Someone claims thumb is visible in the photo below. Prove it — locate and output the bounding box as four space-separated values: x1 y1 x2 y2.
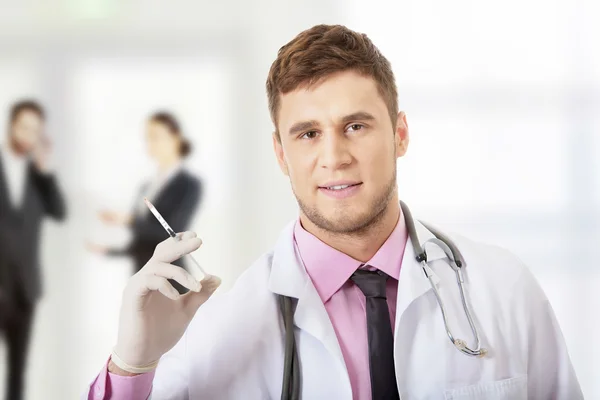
183 275 221 311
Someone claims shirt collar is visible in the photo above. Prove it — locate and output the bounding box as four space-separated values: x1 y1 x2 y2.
293 211 408 303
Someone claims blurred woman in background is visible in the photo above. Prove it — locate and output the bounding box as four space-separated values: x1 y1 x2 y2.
87 111 202 278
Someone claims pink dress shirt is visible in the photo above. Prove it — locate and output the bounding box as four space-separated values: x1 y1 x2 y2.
87 213 407 400
87 357 155 400
293 213 407 400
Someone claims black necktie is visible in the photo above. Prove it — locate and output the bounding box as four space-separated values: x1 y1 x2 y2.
351 269 400 400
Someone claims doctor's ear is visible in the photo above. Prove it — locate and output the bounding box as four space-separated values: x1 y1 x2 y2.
395 111 409 158
272 132 289 176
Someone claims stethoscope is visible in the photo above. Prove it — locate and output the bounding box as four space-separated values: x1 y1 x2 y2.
279 201 488 400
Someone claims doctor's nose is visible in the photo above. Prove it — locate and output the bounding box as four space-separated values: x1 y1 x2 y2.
319 132 352 170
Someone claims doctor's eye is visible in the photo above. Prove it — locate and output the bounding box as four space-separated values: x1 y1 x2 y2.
346 124 364 132
300 131 319 140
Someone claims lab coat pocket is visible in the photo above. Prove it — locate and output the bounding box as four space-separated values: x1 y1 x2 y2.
443 375 527 400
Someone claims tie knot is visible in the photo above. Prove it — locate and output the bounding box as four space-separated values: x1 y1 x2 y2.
351 268 389 299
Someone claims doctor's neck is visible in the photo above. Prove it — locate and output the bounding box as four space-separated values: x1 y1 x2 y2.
299 201 401 263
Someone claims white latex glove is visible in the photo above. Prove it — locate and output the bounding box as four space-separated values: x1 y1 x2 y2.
113 231 221 367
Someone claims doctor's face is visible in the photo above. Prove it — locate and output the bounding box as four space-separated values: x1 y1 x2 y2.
273 70 409 234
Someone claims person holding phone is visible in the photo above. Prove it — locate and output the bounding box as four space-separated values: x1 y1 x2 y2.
87 111 202 282
0 99 66 400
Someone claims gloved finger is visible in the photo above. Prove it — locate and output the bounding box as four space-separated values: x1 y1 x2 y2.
145 262 201 293
138 275 181 300
183 275 222 312
177 231 197 240
152 233 202 263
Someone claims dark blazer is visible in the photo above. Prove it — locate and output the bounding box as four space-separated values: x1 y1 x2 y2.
0 154 66 306
109 169 202 274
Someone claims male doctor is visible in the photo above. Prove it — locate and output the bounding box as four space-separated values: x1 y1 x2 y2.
85 24 582 400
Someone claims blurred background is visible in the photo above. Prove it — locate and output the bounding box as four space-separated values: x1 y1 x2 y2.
0 0 598 398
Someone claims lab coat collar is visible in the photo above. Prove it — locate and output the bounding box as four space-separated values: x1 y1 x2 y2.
268 211 447 299
268 220 308 299
394 218 445 324
268 219 349 383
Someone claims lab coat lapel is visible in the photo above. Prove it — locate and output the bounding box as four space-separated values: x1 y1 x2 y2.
293 278 346 369
395 219 446 323
268 221 348 371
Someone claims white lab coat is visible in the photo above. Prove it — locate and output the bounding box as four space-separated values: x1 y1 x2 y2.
86 218 583 400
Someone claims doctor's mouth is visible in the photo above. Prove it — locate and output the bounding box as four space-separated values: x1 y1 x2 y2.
318 181 363 199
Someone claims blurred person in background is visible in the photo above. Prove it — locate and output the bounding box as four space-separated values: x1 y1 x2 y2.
0 100 66 400
87 111 202 282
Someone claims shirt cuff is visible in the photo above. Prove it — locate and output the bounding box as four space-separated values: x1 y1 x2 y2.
88 357 155 400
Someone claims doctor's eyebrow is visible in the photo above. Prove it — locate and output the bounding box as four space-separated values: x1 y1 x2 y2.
340 111 376 125
288 120 320 136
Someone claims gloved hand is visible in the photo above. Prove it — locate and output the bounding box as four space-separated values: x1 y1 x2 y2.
113 231 221 369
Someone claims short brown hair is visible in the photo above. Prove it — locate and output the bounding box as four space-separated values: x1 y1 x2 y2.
266 24 398 139
10 100 45 123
